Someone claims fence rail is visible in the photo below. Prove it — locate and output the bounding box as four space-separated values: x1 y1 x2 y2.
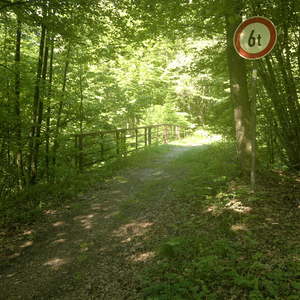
73 124 188 171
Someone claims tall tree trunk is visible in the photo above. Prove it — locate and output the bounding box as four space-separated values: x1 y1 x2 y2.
1 13 12 170
79 67 84 135
14 15 24 188
225 0 252 175
34 30 49 177
28 24 46 184
297 29 300 78
52 44 71 171
45 35 54 182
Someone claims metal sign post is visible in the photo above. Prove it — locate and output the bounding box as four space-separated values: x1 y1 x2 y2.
233 16 277 192
250 66 257 192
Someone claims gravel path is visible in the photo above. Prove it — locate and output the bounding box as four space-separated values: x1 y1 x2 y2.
0 142 200 300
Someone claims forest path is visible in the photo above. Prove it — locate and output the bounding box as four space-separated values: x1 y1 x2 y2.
0 134 217 300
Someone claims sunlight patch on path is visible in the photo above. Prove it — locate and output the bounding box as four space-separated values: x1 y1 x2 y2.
52 221 66 227
51 238 66 245
43 257 69 270
73 213 97 230
130 251 155 262
170 129 222 147
19 241 33 248
231 223 249 232
113 221 154 243
225 199 252 213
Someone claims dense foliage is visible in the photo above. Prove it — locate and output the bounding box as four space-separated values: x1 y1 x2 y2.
0 1 299 218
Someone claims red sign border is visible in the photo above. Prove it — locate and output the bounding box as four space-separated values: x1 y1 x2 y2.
234 16 277 60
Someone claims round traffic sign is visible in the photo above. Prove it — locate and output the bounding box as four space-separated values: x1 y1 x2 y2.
233 16 277 60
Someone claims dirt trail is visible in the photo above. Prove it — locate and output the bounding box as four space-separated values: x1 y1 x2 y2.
0 142 201 300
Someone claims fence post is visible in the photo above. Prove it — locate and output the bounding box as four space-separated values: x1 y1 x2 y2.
173 125 176 140
163 125 168 144
148 127 152 145
78 134 83 172
74 135 78 168
123 129 127 156
116 130 120 155
135 129 138 150
176 126 180 139
144 127 148 147
100 133 104 161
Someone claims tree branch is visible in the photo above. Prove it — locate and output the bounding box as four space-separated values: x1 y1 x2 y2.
0 0 35 11
0 63 17 74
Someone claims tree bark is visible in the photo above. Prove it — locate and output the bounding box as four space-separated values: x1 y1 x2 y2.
45 35 54 182
79 66 84 136
52 44 71 170
33 29 49 178
225 0 252 175
14 15 24 188
28 24 46 184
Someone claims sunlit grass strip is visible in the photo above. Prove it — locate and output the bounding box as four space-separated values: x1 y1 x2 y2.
170 129 223 146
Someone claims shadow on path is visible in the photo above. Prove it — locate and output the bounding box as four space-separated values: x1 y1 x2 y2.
0 140 210 299
2 136 299 299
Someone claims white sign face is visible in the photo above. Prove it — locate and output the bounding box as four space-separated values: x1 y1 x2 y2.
234 17 277 60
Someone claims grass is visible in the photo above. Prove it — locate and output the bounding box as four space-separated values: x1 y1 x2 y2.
0 135 179 228
139 138 300 300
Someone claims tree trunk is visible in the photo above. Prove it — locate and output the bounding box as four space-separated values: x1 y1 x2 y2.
79 67 84 135
28 24 46 184
45 35 54 182
14 16 24 188
225 0 252 175
33 30 49 179
52 44 71 171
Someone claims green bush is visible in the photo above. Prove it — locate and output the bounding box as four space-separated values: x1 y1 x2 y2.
142 104 192 128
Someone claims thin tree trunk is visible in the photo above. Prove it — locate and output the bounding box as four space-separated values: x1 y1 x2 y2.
14 16 24 188
297 29 300 78
33 30 49 179
45 35 54 182
2 13 11 169
28 24 46 184
52 44 71 171
79 67 84 135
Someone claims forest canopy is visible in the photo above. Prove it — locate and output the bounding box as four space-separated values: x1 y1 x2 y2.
0 0 299 204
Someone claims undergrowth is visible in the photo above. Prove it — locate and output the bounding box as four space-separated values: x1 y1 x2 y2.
0 142 172 228
1 132 299 299
140 139 300 300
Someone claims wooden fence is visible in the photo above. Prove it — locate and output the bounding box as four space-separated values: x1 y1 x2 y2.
73 124 188 171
